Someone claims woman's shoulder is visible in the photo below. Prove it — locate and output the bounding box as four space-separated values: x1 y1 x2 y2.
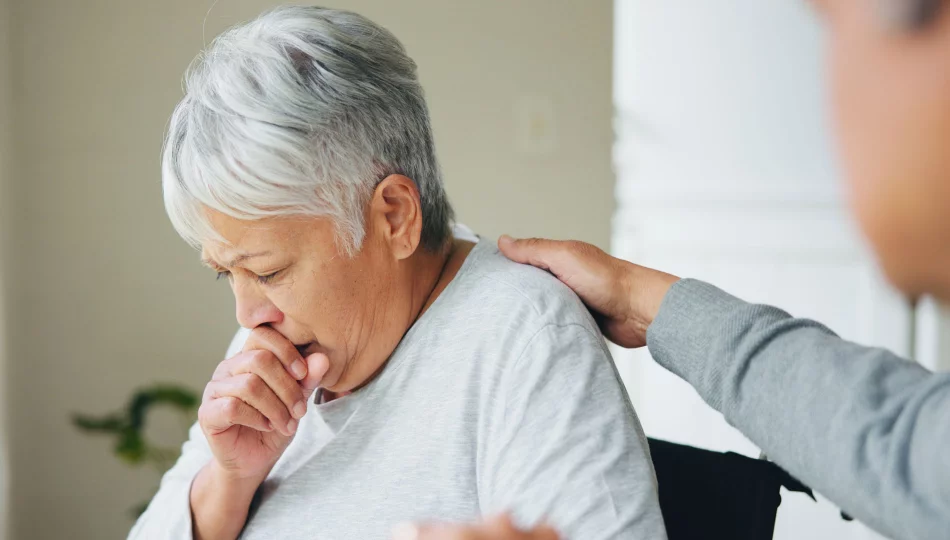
452 239 597 331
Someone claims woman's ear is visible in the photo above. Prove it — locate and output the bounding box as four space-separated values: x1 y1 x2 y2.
369 174 423 260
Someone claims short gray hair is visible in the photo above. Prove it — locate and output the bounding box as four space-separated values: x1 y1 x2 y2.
162 6 454 256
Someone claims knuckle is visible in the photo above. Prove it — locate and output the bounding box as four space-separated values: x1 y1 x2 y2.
246 348 266 364
242 373 265 396
282 379 301 399
248 349 274 371
563 240 583 254
197 402 211 423
575 240 599 256
212 360 231 379
220 397 241 420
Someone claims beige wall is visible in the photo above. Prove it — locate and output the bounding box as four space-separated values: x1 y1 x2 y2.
4 1 612 538
0 0 11 538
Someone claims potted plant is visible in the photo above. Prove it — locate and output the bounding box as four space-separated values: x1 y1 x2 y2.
72 384 199 517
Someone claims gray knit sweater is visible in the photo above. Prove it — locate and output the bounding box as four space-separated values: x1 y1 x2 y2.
647 279 950 540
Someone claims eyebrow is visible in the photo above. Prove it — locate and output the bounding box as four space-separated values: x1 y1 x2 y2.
201 251 272 269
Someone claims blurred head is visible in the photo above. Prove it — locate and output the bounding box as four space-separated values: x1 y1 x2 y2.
817 0 950 299
162 7 454 390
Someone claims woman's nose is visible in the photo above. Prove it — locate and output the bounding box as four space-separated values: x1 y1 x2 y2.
234 282 284 329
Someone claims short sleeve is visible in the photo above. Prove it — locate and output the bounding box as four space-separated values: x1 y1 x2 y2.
482 323 667 540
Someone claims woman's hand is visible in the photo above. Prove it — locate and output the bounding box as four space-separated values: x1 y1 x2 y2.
199 325 329 482
498 236 679 348
190 326 329 540
392 515 559 540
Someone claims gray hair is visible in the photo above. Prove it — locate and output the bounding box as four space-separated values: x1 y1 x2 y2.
162 6 454 256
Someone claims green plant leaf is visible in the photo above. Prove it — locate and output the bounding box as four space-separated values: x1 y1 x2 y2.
115 429 146 464
130 500 150 518
128 385 199 430
72 383 201 520
71 413 128 433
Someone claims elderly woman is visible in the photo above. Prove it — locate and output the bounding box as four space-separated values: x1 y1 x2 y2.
129 6 665 540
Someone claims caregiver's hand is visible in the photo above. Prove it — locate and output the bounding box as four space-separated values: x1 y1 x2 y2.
499 235 679 348
190 326 330 540
393 515 559 540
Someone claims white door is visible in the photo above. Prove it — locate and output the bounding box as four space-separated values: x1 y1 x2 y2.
612 1 909 539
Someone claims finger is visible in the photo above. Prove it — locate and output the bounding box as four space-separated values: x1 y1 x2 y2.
207 375 298 436
407 515 560 540
212 355 239 381
243 325 308 380
394 515 534 540
484 514 517 532
482 514 555 538
230 349 308 421
392 523 472 540
390 522 420 540
300 352 331 400
517 523 559 540
498 236 571 273
199 396 272 435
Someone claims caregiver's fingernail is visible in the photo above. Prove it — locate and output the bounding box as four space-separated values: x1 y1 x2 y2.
391 523 419 540
291 360 307 380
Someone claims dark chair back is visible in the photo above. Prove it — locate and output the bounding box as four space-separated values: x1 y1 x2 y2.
648 438 813 540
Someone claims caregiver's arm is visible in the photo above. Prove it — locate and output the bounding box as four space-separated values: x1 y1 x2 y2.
499 236 950 540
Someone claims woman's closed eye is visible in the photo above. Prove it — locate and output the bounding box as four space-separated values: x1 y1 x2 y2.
214 269 283 284
255 269 282 284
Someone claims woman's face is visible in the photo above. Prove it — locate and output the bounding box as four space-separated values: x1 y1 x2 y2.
821 0 950 298
201 176 428 393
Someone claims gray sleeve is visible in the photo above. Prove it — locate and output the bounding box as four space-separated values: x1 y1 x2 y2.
647 278 950 540
127 420 212 539
484 323 668 540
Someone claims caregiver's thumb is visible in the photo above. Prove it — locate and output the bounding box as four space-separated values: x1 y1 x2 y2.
498 235 569 273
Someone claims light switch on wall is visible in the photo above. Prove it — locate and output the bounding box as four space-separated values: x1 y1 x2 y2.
514 95 557 154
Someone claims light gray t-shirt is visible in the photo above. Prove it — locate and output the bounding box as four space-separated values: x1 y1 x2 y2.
130 239 666 540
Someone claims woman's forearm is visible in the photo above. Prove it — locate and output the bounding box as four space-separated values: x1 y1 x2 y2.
190 462 264 540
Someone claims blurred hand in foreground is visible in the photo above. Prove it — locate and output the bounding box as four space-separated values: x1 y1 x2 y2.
392 515 559 540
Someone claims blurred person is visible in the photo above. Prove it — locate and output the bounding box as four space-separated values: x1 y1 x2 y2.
128 6 667 540
404 0 950 539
